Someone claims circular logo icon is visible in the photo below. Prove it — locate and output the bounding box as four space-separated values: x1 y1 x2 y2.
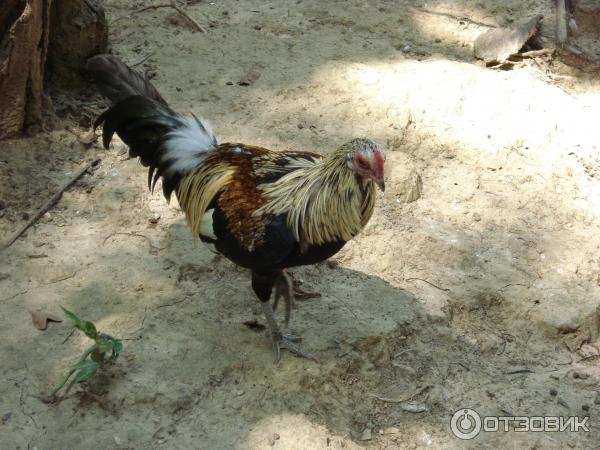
450 408 482 440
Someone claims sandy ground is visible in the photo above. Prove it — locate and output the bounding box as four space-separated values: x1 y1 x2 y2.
2 0 600 448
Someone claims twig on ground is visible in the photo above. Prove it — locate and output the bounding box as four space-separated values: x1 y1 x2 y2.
0 159 101 252
516 48 556 58
410 6 496 29
44 271 78 285
531 59 575 97
156 298 190 308
62 329 76 344
1 289 29 302
124 306 149 340
405 278 450 292
577 354 600 363
130 51 155 67
133 1 207 33
504 368 535 375
19 384 37 428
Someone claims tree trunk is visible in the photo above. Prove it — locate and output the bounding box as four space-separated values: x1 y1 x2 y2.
0 0 107 140
0 0 52 138
47 0 108 90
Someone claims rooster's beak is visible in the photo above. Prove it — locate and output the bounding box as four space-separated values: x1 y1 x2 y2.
376 179 385 192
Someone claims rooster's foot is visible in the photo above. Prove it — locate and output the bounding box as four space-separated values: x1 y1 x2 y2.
270 332 317 363
262 301 317 363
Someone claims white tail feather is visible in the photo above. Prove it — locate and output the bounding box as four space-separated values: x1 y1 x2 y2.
163 114 218 174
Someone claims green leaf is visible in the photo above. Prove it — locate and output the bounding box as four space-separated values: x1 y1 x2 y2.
74 361 99 383
60 306 83 328
109 340 123 362
97 339 114 353
112 340 123 354
80 321 98 340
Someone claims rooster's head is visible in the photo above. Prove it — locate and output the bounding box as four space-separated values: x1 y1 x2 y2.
343 138 386 192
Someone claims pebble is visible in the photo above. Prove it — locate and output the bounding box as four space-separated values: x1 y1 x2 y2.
573 371 590 380
268 433 280 446
594 391 600 405
381 426 399 435
401 403 429 413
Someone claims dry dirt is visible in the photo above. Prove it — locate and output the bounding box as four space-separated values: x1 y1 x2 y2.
2 0 600 449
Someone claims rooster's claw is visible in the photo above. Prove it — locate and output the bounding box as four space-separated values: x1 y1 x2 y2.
270 332 318 363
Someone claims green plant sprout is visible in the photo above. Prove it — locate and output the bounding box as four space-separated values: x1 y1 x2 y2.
49 307 123 398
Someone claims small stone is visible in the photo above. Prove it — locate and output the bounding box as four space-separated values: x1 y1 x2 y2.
402 45 411 52
0 199 7 210
594 391 600 405
573 371 590 380
550 388 558 396
359 428 372 441
226 81 233 85
382 426 399 435
472 212 482 222
268 433 280 446
582 404 590 411
148 213 161 224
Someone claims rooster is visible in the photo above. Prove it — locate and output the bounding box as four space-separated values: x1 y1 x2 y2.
87 55 385 362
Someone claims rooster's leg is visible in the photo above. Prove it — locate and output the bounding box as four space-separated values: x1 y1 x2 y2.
273 271 294 326
252 270 317 362
261 302 317 362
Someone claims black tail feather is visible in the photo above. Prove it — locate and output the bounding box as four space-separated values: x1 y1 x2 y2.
89 55 217 200
86 54 169 107
94 95 183 198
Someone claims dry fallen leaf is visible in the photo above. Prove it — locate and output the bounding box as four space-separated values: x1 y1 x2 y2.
30 310 63 330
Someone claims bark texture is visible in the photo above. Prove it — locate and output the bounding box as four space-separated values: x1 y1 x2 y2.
0 0 107 140
0 0 52 138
